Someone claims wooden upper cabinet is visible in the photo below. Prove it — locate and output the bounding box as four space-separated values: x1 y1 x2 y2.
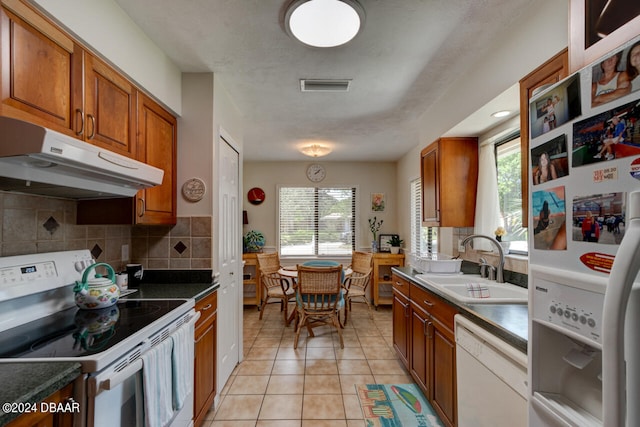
0 0 137 159
519 49 568 228
83 53 137 158
135 92 176 225
0 0 82 135
421 146 439 224
76 94 177 225
421 137 478 227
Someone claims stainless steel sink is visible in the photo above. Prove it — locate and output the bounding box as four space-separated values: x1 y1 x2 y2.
415 274 528 304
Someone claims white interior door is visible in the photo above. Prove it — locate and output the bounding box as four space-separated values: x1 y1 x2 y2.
217 134 240 393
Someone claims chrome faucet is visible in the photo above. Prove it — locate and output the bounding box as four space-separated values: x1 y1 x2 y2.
461 234 505 283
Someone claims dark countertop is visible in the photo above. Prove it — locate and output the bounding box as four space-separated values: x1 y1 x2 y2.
392 266 528 353
0 270 218 425
122 269 219 301
123 281 219 301
0 362 82 425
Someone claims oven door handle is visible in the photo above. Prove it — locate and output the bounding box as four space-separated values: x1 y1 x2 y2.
99 310 200 392
100 358 143 391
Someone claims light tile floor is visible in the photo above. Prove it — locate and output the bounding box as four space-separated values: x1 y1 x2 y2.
202 301 414 427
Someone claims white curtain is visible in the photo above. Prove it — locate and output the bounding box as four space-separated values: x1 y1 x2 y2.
474 141 503 251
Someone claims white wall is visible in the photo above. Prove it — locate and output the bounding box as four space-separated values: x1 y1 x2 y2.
178 74 215 216
30 0 182 114
396 0 569 246
243 162 397 255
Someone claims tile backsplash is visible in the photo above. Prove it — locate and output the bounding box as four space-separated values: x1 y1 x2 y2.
131 216 212 269
0 192 212 270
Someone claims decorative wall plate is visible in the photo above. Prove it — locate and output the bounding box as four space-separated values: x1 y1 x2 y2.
248 187 266 205
182 178 206 202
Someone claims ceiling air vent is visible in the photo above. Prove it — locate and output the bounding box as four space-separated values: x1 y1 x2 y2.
300 79 352 92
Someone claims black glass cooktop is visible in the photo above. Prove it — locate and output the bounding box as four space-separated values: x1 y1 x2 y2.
0 300 187 359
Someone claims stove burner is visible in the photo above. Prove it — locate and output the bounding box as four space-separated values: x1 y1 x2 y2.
118 301 162 318
30 325 78 352
0 299 188 360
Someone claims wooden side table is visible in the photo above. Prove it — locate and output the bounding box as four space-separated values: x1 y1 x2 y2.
242 253 261 308
372 253 405 308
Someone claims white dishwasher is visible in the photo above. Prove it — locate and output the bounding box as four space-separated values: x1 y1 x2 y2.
455 314 528 427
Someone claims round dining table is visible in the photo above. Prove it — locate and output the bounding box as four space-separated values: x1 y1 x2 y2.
278 264 352 326
278 265 353 279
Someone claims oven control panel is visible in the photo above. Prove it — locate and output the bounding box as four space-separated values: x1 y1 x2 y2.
0 250 95 304
0 261 58 285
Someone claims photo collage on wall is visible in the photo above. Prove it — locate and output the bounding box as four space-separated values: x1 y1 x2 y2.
529 34 640 257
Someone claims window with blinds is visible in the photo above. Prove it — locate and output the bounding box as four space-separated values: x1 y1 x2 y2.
279 186 356 256
410 178 437 256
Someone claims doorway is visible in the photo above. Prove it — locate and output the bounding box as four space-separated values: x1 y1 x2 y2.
217 132 241 394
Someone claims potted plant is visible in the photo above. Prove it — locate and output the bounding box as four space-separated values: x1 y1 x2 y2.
368 217 383 252
243 230 265 253
494 226 510 254
387 235 404 254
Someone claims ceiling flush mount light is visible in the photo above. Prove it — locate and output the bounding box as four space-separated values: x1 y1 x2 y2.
300 143 332 157
285 0 365 48
491 110 512 118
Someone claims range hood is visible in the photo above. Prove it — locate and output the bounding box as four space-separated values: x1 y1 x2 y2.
0 117 163 199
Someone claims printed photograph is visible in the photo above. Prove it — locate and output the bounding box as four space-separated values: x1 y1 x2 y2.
591 36 640 107
572 99 640 166
531 134 568 185
532 186 566 250
572 192 626 245
530 73 582 139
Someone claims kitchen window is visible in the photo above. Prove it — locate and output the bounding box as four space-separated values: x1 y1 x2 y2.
410 178 437 255
495 133 528 253
278 186 356 256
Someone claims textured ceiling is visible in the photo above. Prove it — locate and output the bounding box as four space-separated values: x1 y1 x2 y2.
114 0 530 161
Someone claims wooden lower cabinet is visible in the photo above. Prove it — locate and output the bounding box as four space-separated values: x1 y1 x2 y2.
410 303 430 396
392 273 458 427
392 284 410 367
431 317 456 427
194 290 217 427
5 382 75 427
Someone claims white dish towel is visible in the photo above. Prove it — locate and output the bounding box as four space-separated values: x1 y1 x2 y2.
142 337 174 427
171 319 196 410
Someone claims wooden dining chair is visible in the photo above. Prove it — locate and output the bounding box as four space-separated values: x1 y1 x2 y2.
259 271 296 323
342 251 373 325
294 265 345 349
256 252 294 322
256 252 282 275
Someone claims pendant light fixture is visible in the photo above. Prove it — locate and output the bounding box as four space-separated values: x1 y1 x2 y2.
284 0 365 48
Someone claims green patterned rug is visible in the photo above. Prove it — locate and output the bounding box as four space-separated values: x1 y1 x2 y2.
356 384 444 427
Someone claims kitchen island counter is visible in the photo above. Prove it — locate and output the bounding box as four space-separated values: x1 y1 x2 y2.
0 362 81 425
392 266 528 353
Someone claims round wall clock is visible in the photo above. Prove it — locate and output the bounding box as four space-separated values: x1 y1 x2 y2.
182 178 206 202
306 164 326 182
248 187 265 205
